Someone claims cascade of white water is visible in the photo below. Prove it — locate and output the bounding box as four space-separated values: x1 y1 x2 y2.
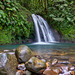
32 14 41 42
32 14 56 43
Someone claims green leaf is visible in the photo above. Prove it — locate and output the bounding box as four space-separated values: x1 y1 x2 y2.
0 10 4 14
12 7 16 11
0 1 3 5
0 5 4 10
67 17 71 21
49 14 55 17
54 0 66 2
0 10 6 18
6 7 16 11
6 0 11 3
53 18 64 21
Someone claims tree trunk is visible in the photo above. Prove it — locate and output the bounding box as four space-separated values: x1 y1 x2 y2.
45 0 47 13
74 1 75 16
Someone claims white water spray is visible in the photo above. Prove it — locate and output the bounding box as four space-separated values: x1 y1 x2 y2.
32 14 56 43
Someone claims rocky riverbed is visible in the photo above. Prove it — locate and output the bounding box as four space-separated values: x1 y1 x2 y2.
0 45 75 75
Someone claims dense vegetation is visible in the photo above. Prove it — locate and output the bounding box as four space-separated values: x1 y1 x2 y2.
0 0 34 44
0 0 75 44
19 0 75 41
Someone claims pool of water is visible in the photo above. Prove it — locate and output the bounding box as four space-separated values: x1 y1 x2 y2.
0 42 75 65
0 42 75 51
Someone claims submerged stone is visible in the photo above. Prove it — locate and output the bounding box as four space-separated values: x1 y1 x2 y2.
52 59 58 66
15 45 33 63
25 57 46 74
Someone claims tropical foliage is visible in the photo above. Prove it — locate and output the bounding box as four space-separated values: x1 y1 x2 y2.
0 0 33 44
47 0 75 40
18 0 75 40
0 0 75 44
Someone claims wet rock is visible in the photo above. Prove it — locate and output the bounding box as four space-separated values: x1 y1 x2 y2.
15 45 33 63
53 68 62 74
12 48 16 51
35 55 42 59
52 59 58 66
61 66 69 73
41 59 46 62
25 57 46 74
58 61 70 64
46 62 51 68
0 68 7 75
0 52 18 75
43 68 58 75
18 63 26 70
16 70 23 75
70 66 75 71
71 71 75 75
4 50 10 52
0 53 7 68
25 70 32 75
63 71 71 75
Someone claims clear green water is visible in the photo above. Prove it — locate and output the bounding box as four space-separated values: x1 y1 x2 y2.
0 42 75 52
0 42 75 65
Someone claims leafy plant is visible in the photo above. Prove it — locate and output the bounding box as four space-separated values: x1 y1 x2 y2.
0 0 34 44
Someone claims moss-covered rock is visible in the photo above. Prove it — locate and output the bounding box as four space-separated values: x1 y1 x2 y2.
15 45 33 63
25 57 46 74
0 52 18 75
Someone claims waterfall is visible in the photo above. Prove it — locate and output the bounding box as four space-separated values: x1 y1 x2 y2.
32 14 56 43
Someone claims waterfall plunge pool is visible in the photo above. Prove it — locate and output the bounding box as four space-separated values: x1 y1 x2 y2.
0 42 75 53
0 42 75 65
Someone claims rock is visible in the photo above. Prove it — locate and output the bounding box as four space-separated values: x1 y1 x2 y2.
63 71 71 75
58 61 70 64
41 59 46 62
12 48 16 51
0 68 7 75
46 62 51 68
16 70 31 75
4 50 10 52
0 52 18 75
25 57 46 74
43 68 58 75
71 71 75 75
15 45 33 63
70 66 75 71
52 59 58 66
25 70 32 75
18 63 26 70
61 66 69 73
16 70 23 75
16 70 22 75
53 68 62 74
0 53 7 68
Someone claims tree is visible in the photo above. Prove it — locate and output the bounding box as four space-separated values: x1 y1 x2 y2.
74 0 75 15
45 0 47 13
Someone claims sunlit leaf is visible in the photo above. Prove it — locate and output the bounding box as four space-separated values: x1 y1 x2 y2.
6 0 10 3
53 18 64 21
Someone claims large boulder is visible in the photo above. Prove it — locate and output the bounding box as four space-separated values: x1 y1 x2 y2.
0 52 18 75
25 57 46 74
15 45 33 63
